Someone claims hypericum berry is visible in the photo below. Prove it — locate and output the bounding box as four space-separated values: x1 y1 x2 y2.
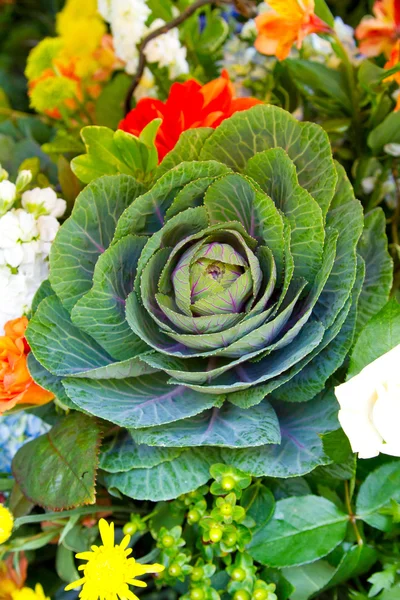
209 527 223 543
221 475 236 491
187 509 201 524
122 522 137 536
168 563 182 577
233 590 251 600
253 589 269 600
220 502 233 516
161 534 175 548
231 567 246 582
190 588 205 600
223 531 237 547
191 567 204 582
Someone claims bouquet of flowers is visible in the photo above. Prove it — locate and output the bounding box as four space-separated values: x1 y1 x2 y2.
1 1 400 599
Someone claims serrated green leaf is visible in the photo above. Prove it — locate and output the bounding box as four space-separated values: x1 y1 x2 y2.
12 413 102 510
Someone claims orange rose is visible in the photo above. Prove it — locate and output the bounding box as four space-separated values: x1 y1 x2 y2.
0 317 54 415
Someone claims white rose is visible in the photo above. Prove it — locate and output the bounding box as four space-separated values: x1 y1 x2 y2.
335 345 400 459
21 187 66 218
0 180 16 216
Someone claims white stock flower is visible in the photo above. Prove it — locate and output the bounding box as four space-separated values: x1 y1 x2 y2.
335 345 400 459
144 19 189 79
106 0 151 75
21 187 66 218
37 215 60 244
0 180 16 216
0 210 38 249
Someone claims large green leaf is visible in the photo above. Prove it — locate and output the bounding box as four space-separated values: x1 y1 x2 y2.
273 254 364 402
50 175 145 312
356 208 393 331
245 148 324 282
99 434 181 473
249 496 348 567
314 165 363 327
70 235 148 361
114 161 230 240
104 448 219 501
26 295 113 376
203 173 285 280
348 298 400 378
221 390 338 477
356 461 400 532
286 59 352 114
62 372 221 428
282 562 335 600
71 124 159 184
368 111 400 152
27 353 76 410
156 128 213 177
320 545 378 592
12 413 102 510
131 400 280 448
199 105 337 215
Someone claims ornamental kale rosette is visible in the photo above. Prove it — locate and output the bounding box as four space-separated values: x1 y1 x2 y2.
25 105 392 501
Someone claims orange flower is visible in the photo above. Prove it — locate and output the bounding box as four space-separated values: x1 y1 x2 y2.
119 70 262 162
0 317 54 415
384 39 400 83
0 554 27 600
356 0 400 58
255 0 332 60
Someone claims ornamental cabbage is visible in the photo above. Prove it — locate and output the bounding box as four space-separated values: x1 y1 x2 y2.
26 105 392 500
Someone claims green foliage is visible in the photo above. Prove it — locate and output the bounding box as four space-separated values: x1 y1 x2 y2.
71 122 160 184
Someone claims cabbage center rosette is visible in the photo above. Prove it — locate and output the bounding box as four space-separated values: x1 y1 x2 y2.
25 105 392 500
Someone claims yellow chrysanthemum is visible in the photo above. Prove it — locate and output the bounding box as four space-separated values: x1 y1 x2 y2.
0 505 13 545
30 76 78 113
65 519 164 600
11 584 49 600
56 0 106 78
25 38 64 82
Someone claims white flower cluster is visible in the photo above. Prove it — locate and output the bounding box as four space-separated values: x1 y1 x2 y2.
97 0 188 82
0 168 66 333
307 18 362 67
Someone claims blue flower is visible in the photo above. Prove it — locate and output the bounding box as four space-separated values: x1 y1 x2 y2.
0 412 50 473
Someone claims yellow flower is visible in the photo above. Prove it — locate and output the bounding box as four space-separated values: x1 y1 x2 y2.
25 38 64 82
65 519 165 600
11 585 49 600
0 505 13 545
30 76 79 114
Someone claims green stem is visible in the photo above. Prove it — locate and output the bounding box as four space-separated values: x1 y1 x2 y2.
331 34 363 156
344 480 363 546
14 504 132 529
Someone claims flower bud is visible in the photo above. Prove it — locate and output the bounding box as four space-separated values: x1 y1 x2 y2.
0 180 16 216
15 169 33 193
